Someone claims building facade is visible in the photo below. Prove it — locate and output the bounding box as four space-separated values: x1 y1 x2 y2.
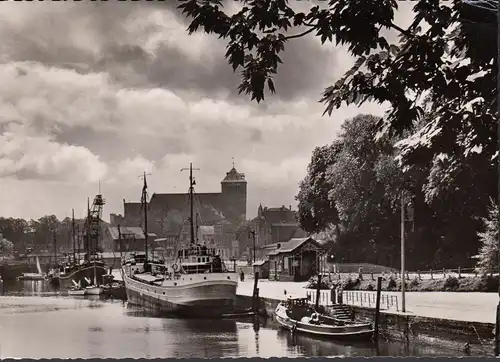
237 204 308 260
111 166 247 239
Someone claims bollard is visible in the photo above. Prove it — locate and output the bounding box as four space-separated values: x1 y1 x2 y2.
252 272 260 313
315 273 321 310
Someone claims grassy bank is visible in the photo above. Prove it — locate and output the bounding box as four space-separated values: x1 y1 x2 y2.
308 274 499 292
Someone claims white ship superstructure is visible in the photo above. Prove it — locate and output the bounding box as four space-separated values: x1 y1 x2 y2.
122 165 238 317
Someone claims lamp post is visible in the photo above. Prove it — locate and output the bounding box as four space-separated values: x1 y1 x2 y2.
248 230 256 263
400 191 406 313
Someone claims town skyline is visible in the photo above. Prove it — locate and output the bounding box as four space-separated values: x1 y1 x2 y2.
0 1 405 221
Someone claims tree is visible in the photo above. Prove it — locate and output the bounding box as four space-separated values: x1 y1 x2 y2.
297 114 406 266
179 0 497 204
475 198 499 274
296 141 343 236
0 234 14 255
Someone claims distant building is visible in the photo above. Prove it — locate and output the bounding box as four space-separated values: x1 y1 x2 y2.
237 204 308 260
115 166 247 239
103 226 157 253
266 237 327 282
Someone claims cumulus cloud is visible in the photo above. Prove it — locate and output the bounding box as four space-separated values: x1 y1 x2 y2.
0 124 107 183
0 1 409 220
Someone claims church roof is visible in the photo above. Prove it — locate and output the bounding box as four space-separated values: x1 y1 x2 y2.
221 167 246 183
149 192 226 225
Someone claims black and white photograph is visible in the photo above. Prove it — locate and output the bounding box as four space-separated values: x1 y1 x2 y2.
0 0 497 359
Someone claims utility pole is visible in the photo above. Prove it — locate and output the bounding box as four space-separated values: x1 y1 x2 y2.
248 230 256 263
401 191 406 313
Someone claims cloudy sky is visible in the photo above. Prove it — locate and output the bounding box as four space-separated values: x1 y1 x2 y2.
0 1 413 222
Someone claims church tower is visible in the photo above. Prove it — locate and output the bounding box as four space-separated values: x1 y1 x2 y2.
220 164 247 224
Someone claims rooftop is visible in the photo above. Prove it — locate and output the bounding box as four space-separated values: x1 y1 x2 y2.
221 167 246 183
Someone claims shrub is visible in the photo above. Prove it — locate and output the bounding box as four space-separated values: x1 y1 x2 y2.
443 275 459 291
410 277 420 288
306 276 334 290
343 277 361 290
387 276 397 290
481 274 498 292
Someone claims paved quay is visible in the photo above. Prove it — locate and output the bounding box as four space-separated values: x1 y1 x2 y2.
236 280 498 324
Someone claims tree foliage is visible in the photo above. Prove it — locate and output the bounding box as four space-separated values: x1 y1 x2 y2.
0 234 14 255
179 0 497 203
298 113 490 269
297 114 404 266
0 215 82 253
475 198 499 274
179 0 497 269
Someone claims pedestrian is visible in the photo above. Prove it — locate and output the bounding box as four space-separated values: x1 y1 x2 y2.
240 269 245 282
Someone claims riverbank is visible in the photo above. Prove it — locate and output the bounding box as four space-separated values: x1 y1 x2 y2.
236 280 496 355
322 274 499 293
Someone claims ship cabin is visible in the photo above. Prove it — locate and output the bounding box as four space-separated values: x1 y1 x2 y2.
177 244 224 274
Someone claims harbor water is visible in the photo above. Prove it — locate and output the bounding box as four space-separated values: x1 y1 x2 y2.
0 280 471 358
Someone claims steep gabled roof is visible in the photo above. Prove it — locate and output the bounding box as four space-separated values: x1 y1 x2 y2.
267 237 323 256
106 226 156 240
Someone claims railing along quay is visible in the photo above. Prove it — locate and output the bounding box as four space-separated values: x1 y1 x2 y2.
305 289 400 311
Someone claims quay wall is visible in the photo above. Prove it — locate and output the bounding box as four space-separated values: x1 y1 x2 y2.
235 294 495 355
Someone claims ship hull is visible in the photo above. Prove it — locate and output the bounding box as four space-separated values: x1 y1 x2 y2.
49 265 108 288
124 272 238 318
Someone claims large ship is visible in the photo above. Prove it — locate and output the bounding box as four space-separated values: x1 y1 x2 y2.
122 165 238 317
48 195 108 288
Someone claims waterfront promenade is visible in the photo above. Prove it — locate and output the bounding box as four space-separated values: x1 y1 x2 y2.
236 280 498 324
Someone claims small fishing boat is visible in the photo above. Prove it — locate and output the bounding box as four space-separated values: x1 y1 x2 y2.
17 272 46 281
68 280 86 296
68 287 86 296
85 285 104 295
17 256 46 281
275 297 374 340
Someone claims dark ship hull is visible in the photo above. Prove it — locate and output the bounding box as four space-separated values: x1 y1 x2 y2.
49 264 109 288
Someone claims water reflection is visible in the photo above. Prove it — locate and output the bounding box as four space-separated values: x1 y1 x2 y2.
0 279 473 358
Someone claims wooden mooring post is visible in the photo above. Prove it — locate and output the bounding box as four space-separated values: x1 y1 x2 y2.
315 273 322 310
252 272 260 313
373 276 382 342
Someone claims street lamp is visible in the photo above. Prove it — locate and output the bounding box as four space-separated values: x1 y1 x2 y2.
248 230 256 264
400 191 406 313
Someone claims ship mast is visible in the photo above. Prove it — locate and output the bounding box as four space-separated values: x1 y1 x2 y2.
189 164 195 244
181 163 200 246
140 172 150 267
72 209 76 263
53 230 57 269
87 197 91 259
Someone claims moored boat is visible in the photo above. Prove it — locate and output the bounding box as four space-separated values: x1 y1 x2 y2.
122 166 238 318
275 297 374 340
17 272 46 281
68 287 86 296
49 197 108 288
85 285 104 295
68 280 86 296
